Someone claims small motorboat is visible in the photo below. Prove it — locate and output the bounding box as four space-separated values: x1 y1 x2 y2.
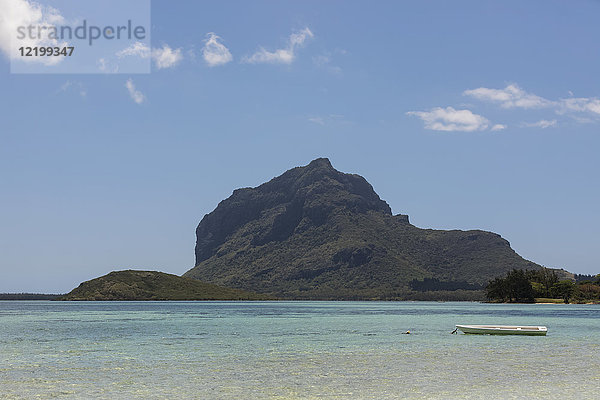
455 324 547 336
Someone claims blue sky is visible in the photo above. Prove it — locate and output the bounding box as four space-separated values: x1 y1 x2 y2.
1 0 599 292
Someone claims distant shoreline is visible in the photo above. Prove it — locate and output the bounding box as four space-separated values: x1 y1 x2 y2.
1 296 598 304
0 293 62 300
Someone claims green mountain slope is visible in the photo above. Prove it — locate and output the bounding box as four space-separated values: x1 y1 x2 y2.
59 270 272 300
184 158 541 300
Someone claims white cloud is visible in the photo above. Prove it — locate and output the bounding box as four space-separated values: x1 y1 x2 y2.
0 0 67 65
117 42 182 69
464 84 600 124
125 78 145 104
289 28 313 47
407 107 491 132
464 84 553 109
491 124 507 131
559 97 600 116
243 27 314 64
202 32 232 67
152 44 182 69
116 41 150 58
523 119 557 128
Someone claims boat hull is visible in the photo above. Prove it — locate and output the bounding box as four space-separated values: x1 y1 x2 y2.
456 325 547 336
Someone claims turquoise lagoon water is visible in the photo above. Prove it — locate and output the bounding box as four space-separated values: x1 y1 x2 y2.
1 301 599 399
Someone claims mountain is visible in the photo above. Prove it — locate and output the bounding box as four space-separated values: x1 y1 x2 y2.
59 270 272 301
183 158 541 300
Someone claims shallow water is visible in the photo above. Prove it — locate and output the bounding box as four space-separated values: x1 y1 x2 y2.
0 301 598 399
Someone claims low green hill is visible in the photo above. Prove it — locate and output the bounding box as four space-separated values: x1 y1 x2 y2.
59 270 272 301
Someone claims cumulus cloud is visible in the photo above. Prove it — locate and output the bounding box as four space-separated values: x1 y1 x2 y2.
412 85 599 133
464 84 600 124
125 78 145 104
117 42 182 69
407 107 491 132
523 119 557 129
559 97 600 116
152 44 182 69
0 0 67 65
243 27 313 64
202 32 232 67
464 84 553 109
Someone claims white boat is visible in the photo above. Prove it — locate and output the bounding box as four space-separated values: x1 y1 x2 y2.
455 324 547 336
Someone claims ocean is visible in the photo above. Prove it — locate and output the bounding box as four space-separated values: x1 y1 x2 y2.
1 301 599 399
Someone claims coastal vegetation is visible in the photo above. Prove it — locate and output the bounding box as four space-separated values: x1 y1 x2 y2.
486 268 600 304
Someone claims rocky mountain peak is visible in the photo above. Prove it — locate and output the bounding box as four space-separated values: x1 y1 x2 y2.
194 158 391 265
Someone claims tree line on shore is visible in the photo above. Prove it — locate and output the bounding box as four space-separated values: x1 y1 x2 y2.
486 268 600 303
0 293 61 300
